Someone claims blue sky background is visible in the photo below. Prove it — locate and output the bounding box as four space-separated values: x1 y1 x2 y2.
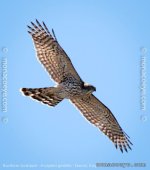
0 0 150 169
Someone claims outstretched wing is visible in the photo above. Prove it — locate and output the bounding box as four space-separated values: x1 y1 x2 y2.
70 94 133 153
27 20 82 84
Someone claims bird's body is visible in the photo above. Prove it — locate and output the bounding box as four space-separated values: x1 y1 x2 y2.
59 74 85 98
21 20 132 153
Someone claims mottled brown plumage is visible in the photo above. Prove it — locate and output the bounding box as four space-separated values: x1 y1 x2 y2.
21 20 132 153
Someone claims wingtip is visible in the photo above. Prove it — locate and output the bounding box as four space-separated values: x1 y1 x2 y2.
36 19 40 25
115 142 131 153
129 140 133 146
123 145 128 152
31 21 34 25
36 19 41 26
27 31 32 34
27 25 33 31
52 28 57 40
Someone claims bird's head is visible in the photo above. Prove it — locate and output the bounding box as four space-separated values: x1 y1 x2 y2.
83 82 96 94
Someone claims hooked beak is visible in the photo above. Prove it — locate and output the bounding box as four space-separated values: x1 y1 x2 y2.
93 86 96 92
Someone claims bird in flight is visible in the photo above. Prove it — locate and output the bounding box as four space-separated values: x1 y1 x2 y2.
21 20 132 153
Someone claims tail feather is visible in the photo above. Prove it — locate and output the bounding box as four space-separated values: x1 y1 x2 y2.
21 87 63 107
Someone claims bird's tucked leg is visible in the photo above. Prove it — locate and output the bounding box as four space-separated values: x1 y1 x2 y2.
21 87 63 107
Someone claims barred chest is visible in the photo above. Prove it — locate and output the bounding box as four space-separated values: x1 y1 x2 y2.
60 75 83 98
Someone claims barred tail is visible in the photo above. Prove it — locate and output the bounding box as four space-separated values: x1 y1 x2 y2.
20 87 63 107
